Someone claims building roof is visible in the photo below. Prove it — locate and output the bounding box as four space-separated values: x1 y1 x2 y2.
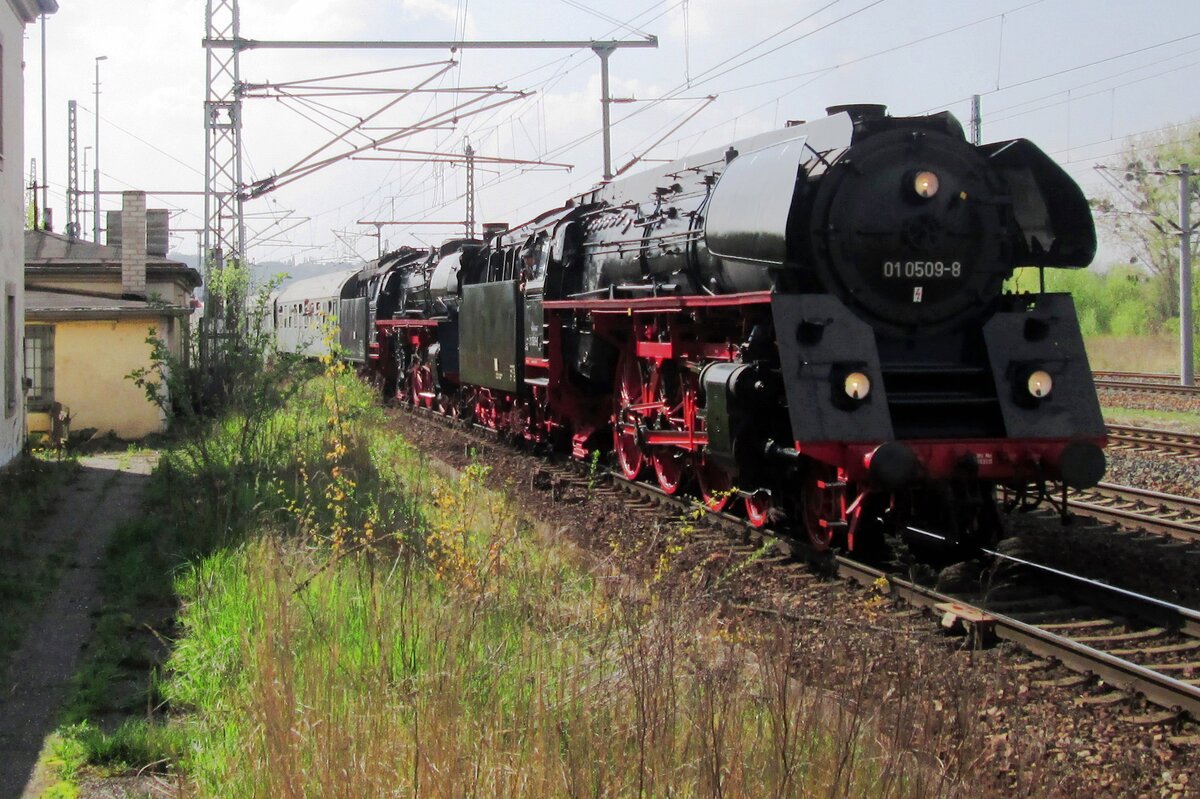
276 267 360 304
25 288 192 321
25 229 202 289
8 0 57 24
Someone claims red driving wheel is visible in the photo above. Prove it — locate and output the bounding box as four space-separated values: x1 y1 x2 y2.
803 468 842 551
613 351 646 480
697 458 734 512
744 492 772 528
652 448 686 495
410 363 435 408
649 362 688 495
474 389 499 429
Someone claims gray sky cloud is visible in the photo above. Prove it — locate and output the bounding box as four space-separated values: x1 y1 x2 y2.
22 0 1200 266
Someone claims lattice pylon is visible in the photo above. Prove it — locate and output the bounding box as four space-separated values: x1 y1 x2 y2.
204 0 245 274
464 141 476 239
66 100 79 239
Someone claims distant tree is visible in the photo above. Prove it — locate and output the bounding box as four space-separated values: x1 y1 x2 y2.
1092 121 1200 320
1007 264 1159 337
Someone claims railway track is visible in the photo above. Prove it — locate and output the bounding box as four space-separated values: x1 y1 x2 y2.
1107 424 1200 458
1095 376 1200 399
1094 370 1181 383
842 549 1200 724
1061 424 1200 542
597 466 1200 725
1065 482 1200 544
403 404 1200 727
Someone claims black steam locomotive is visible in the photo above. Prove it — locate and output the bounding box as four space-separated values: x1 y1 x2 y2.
291 104 1106 554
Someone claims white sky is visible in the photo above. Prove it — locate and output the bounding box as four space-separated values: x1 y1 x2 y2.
20 0 1200 267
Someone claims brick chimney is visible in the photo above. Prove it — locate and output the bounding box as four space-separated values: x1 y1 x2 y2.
120 191 147 299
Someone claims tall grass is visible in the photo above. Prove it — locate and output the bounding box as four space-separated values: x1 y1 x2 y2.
167 534 964 797
1085 332 1181 373
146 362 975 797
53 331 999 794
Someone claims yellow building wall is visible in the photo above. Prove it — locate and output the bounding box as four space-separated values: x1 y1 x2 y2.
26 318 168 440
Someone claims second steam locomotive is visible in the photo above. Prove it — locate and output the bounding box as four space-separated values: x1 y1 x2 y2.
274 104 1107 554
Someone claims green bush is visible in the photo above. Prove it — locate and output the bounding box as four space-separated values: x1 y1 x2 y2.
56 720 186 773
1007 265 1165 336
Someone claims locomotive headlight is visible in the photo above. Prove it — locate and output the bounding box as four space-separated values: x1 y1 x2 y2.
913 170 940 199
844 372 872 400
1026 370 1053 398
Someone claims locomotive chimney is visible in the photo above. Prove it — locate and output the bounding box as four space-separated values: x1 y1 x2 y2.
119 191 148 299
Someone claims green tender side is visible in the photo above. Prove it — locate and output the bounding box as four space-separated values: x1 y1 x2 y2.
460 280 523 393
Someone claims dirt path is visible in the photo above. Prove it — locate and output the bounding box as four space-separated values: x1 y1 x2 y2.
0 453 155 799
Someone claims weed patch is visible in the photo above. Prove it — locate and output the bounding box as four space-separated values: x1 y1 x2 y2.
0 453 80 674
154 381 961 796
52 343 974 795
1103 406 1200 433
0 451 79 557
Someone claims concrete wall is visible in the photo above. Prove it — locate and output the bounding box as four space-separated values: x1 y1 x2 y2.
0 2 26 467
26 318 170 440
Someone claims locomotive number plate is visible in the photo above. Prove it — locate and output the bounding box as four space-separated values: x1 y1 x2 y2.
882 260 963 279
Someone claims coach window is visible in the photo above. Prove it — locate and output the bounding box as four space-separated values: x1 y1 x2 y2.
504 248 518 282
529 237 549 280
488 250 503 282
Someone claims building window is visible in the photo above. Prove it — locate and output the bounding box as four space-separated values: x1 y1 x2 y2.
4 286 15 417
24 325 54 412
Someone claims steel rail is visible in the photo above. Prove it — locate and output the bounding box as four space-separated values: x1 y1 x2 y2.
1065 498 1200 542
1094 370 1181 383
400 404 1200 719
1064 482 1200 543
604 463 1200 719
975 539 1200 638
836 556 1200 720
1087 482 1200 515
1095 378 1200 397
1107 424 1200 457
617 468 1200 718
